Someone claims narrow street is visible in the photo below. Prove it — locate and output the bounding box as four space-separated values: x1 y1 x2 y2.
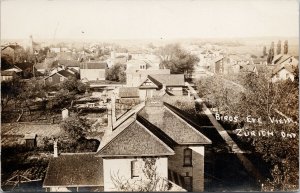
186 82 264 184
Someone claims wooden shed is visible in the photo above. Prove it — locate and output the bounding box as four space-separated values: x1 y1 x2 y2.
24 134 37 149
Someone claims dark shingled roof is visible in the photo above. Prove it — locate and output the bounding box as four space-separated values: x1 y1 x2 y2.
240 64 257 73
57 70 76 78
272 63 296 75
54 60 80 67
97 117 174 157
80 62 107 69
272 54 291 65
15 62 34 71
149 74 185 86
139 76 162 89
119 87 139 98
43 153 103 187
138 102 211 145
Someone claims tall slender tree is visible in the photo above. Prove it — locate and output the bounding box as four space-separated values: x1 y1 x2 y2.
263 46 267 57
276 40 281 55
267 42 275 64
284 40 288 54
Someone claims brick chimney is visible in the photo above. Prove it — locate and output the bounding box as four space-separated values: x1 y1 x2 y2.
107 103 113 131
144 98 164 126
107 95 117 131
53 139 58 158
111 95 117 124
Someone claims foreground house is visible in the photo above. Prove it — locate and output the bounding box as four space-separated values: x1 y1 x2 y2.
43 98 211 192
99 99 211 191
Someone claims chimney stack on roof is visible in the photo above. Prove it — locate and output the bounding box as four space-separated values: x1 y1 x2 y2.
107 95 117 132
111 95 117 124
53 139 58 158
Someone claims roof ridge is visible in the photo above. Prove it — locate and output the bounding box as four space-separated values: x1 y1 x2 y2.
135 120 175 155
136 114 177 148
96 115 136 154
97 117 175 157
163 102 212 144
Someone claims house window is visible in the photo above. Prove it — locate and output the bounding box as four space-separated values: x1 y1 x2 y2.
183 148 192 167
131 160 140 178
183 176 193 192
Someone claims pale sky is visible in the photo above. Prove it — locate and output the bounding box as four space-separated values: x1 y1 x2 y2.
1 0 299 40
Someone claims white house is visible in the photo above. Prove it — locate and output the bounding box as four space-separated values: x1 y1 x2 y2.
271 63 297 82
80 62 107 81
43 97 212 192
96 98 211 192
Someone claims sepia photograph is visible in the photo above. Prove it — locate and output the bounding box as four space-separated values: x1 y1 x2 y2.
1 0 299 192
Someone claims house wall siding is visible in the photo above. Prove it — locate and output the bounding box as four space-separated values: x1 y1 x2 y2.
139 89 157 101
168 146 205 192
272 68 294 82
1 75 14 82
103 157 168 191
45 74 64 85
80 69 106 80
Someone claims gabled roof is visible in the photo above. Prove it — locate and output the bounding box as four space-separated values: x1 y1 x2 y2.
57 70 76 78
80 62 107 69
272 54 294 65
53 60 80 67
96 115 174 157
96 100 211 157
138 102 211 145
139 76 162 89
214 56 224 63
240 64 257 73
43 153 103 187
148 74 185 86
15 62 34 71
45 70 76 79
272 63 296 75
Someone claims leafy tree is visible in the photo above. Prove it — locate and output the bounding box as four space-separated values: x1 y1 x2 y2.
157 44 199 77
283 40 288 54
106 63 126 82
60 115 91 141
276 40 281 55
196 68 299 191
61 76 89 94
263 46 267 57
50 88 76 110
1 77 23 110
267 42 275 64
